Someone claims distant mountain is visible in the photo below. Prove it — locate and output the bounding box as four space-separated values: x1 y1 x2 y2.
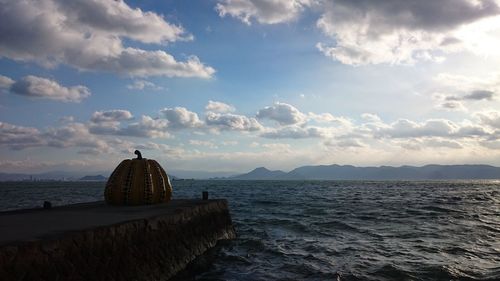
0 173 31 181
0 171 111 181
79 175 107 181
231 167 288 180
227 164 500 180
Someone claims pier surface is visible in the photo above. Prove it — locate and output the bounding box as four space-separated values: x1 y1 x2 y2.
0 199 236 281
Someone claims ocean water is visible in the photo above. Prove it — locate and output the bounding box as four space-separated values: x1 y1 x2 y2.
0 180 499 281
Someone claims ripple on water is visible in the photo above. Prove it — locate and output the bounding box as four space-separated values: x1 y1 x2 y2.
1 180 500 281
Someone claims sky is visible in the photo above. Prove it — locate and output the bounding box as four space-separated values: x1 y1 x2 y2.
1 0 500 175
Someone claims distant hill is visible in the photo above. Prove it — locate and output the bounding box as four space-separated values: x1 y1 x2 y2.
227 164 500 180
231 167 288 180
0 171 111 181
79 175 107 181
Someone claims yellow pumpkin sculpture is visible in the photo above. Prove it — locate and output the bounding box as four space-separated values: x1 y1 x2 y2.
105 150 172 205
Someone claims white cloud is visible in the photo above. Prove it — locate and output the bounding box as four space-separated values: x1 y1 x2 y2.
256 102 307 125
160 107 203 129
127 80 163 91
435 72 500 91
88 111 170 139
361 113 382 123
399 138 464 150
118 115 170 138
315 0 499 65
260 125 331 139
189 140 218 149
0 75 14 89
214 0 500 65
205 100 235 113
206 112 263 131
222 140 238 146
59 0 191 44
215 0 312 25
261 143 291 151
91 50 215 78
0 0 214 78
374 119 458 138
308 112 353 128
59 116 75 123
324 139 364 148
9 75 90 102
89 110 134 135
476 111 500 129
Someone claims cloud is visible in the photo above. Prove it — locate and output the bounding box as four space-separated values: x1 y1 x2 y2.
463 90 495 100
324 139 364 148
59 116 75 123
89 109 134 135
261 143 291 152
433 73 499 110
90 50 215 78
0 75 14 89
116 115 170 138
91 110 133 123
257 102 307 125
439 101 467 112
45 123 110 151
399 138 464 150
127 80 163 91
0 0 214 78
189 140 218 149
361 113 383 123
435 72 500 99
315 0 500 65
205 112 263 131
0 122 44 150
476 111 500 129
205 100 235 113
57 0 191 44
215 0 312 25
214 1 500 65
308 112 353 128
443 90 495 103
160 107 203 129
260 125 330 139
88 110 170 139
374 119 458 138
8 75 90 102
0 120 124 152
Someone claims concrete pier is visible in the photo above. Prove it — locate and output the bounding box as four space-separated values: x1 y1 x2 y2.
0 199 236 281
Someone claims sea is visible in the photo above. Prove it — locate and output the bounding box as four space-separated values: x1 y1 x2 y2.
0 180 499 281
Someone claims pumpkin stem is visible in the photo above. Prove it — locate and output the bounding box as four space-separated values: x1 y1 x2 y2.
134 150 143 160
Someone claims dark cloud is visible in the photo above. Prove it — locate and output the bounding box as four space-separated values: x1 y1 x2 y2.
329 0 500 34
444 90 494 103
464 90 494 100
